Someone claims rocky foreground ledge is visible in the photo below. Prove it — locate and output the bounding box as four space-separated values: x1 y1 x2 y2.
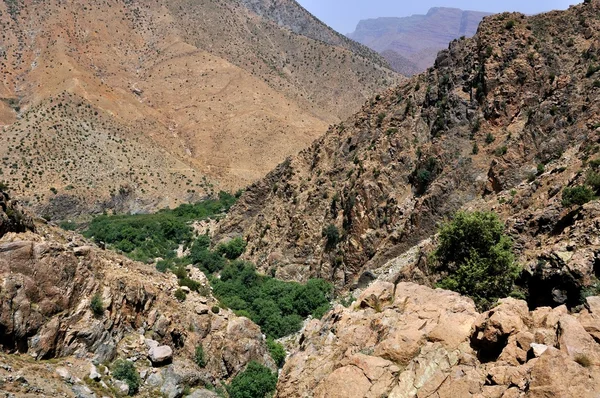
278 281 600 398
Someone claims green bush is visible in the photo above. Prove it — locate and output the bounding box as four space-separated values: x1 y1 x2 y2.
211 262 332 339
537 163 545 175
211 305 220 314
267 339 286 368
562 186 594 207
83 192 238 263
90 293 104 316
586 170 600 192
322 224 341 250
174 289 187 301
192 249 227 273
111 359 140 395
227 361 277 398
59 221 77 231
195 345 206 368
216 237 247 260
432 211 520 309
155 260 169 273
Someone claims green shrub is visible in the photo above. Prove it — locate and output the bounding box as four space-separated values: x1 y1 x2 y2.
227 361 277 398
90 293 104 316
267 339 286 368
485 132 495 144
83 192 238 263
537 163 545 175
59 221 77 231
505 20 516 30
211 305 220 314
195 345 206 367
586 65 600 78
586 170 600 192
174 289 187 301
211 262 332 339
192 249 227 273
322 224 341 250
216 237 246 260
432 211 520 309
179 277 201 292
562 186 594 207
494 146 508 156
111 359 140 395
472 142 479 155
155 260 169 273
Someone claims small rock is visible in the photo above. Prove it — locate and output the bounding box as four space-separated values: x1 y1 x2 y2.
186 389 220 398
71 384 96 398
145 339 160 350
530 343 549 357
56 367 72 381
73 246 92 256
195 304 209 315
148 345 173 366
161 379 183 398
113 380 130 395
180 286 191 294
89 364 101 381
145 371 164 387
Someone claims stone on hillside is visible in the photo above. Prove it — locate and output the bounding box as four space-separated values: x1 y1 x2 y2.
89 363 101 381
149 345 173 366
195 304 209 315
113 380 130 395
530 343 549 357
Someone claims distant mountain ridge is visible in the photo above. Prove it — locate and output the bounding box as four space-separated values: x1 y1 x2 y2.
349 7 492 75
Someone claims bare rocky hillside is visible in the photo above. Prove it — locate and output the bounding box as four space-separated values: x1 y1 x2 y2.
217 1 600 309
349 7 492 75
0 0 398 219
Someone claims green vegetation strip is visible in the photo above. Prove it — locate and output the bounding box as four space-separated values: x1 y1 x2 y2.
83 191 332 389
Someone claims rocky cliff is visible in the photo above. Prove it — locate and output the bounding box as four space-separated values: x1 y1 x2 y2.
277 281 600 397
349 7 492 75
216 1 600 309
0 190 273 397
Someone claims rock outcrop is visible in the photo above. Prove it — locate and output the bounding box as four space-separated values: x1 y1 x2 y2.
0 190 273 396
277 281 600 397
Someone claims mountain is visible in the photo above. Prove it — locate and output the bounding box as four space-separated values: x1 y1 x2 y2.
216 1 600 310
0 0 399 220
348 7 492 76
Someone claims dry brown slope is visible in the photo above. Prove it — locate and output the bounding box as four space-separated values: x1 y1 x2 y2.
216 1 600 306
0 0 399 219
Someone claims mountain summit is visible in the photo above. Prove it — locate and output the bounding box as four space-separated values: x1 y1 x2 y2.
349 7 492 75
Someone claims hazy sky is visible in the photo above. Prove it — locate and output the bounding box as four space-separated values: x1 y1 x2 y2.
297 0 577 34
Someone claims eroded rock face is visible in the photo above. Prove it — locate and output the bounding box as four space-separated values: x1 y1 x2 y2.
277 281 600 398
0 190 34 239
0 203 274 395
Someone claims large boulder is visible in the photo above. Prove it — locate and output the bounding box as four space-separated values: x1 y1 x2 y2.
149 345 174 366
